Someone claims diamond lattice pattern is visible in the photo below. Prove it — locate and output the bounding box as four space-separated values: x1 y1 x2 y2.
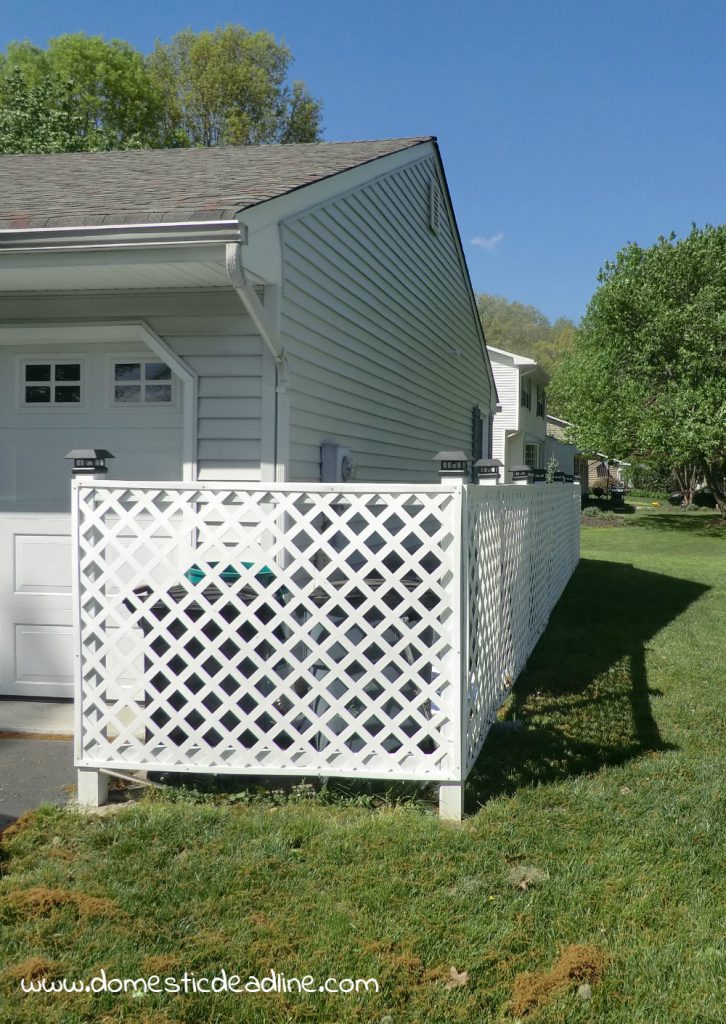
75 483 461 780
464 485 581 770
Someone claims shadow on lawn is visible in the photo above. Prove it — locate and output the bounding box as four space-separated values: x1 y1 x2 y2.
466 557 710 807
631 512 726 536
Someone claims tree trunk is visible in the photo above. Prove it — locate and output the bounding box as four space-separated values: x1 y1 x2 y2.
702 461 726 518
673 461 699 506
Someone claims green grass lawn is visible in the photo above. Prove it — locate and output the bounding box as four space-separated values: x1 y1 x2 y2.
1 511 724 1023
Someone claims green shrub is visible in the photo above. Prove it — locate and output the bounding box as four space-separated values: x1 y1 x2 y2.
581 506 618 520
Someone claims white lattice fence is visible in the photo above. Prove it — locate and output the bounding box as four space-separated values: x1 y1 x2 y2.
464 483 581 771
73 479 580 793
73 482 463 780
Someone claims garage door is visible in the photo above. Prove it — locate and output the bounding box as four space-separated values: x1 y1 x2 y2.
0 342 184 698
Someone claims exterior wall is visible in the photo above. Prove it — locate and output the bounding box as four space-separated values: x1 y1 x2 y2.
279 154 493 482
0 290 272 483
545 435 576 475
491 363 517 467
490 361 547 477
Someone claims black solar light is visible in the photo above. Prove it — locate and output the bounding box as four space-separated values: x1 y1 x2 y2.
553 470 565 482
473 458 502 484
433 451 470 479
510 465 533 484
531 468 547 483
65 449 114 475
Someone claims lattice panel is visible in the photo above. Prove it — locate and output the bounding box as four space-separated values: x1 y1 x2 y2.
464 484 580 770
74 482 462 781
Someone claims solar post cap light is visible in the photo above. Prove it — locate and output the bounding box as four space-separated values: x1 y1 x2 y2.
510 465 534 485
473 458 502 485
432 451 470 480
64 449 115 475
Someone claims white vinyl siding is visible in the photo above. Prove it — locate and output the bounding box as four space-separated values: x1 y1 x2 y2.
280 155 492 482
0 292 270 482
490 363 518 464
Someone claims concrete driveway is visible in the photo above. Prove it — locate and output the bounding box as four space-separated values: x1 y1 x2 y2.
0 736 75 832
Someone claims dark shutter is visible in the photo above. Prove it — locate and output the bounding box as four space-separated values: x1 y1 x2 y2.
471 405 483 482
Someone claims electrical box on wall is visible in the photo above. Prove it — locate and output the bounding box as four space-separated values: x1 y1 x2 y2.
320 443 353 482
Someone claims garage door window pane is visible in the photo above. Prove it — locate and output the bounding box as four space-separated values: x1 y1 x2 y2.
115 363 141 381
145 385 172 403
144 362 171 381
55 385 81 403
115 385 142 403
25 385 51 403
26 365 51 382
55 364 81 382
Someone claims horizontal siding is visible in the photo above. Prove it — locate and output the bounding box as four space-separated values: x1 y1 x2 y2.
491 364 518 429
491 363 518 470
0 291 267 482
280 155 493 482
545 436 575 475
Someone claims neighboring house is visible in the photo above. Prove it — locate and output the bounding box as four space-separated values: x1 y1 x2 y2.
545 414 588 493
487 346 549 479
587 456 630 491
0 137 496 704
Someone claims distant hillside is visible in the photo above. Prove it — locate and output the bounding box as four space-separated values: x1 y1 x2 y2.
476 293 577 381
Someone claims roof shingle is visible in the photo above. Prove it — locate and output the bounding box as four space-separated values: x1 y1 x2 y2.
0 138 431 229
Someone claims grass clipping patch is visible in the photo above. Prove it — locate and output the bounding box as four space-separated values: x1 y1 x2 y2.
5 886 120 919
2 957 63 984
511 944 606 1017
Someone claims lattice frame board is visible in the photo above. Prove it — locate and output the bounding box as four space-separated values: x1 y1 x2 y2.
73 481 464 781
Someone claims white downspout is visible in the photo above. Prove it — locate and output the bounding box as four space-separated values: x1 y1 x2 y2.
225 241 289 482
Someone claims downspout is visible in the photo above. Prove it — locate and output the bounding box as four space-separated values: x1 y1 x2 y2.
225 241 289 482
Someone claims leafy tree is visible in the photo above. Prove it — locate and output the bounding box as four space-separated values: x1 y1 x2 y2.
0 36 164 150
148 26 322 147
0 67 85 153
0 27 322 153
477 293 576 381
550 227 726 516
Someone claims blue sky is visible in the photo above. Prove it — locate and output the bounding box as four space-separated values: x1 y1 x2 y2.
3 0 725 322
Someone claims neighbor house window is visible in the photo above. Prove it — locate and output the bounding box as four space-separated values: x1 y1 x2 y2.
524 442 543 469
521 377 531 410
114 361 172 404
536 385 545 418
23 362 81 404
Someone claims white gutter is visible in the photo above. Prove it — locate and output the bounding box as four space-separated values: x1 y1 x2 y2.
225 240 288 482
224 241 283 362
0 220 243 253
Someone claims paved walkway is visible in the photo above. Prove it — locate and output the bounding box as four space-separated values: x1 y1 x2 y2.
0 736 75 832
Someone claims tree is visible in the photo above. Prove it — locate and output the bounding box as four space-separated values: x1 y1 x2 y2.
0 36 164 150
550 226 726 516
0 27 323 153
147 26 322 147
477 293 576 381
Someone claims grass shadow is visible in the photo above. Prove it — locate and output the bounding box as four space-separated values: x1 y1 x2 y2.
467 557 709 806
631 512 725 536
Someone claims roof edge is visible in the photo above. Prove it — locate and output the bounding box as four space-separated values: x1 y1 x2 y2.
0 220 243 253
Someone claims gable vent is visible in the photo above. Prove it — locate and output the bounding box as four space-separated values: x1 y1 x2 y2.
429 179 441 235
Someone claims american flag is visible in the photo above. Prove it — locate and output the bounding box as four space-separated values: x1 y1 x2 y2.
596 461 609 478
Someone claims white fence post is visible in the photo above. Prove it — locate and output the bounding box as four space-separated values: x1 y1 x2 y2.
71 469 110 808
439 479 468 821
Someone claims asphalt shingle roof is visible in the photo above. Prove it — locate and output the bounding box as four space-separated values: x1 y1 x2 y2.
0 138 432 230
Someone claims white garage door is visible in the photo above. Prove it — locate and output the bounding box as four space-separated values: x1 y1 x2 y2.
0 342 184 698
